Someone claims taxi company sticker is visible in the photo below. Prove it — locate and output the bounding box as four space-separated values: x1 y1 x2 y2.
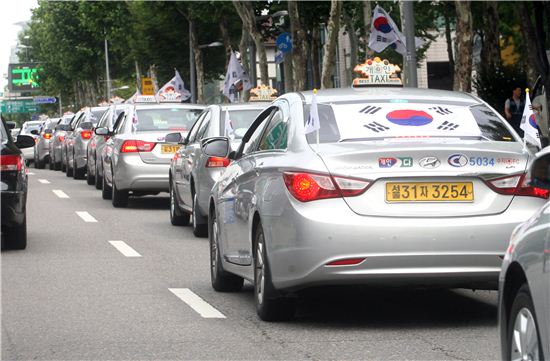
448 154 468 167
398 157 413 167
448 154 498 167
379 157 412 168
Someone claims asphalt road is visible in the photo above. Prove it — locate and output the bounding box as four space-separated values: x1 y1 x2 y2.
2 168 501 360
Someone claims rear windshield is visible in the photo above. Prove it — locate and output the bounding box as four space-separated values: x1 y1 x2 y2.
305 101 515 144
91 111 105 124
221 109 262 139
135 108 202 132
21 123 41 134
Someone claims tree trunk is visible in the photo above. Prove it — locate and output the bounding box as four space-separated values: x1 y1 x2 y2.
219 13 232 68
343 8 358 83
321 0 342 89
481 2 500 68
311 25 321 89
443 2 455 82
284 52 294 93
233 0 269 85
288 0 307 91
189 19 204 104
238 26 250 101
453 1 473 92
362 0 373 55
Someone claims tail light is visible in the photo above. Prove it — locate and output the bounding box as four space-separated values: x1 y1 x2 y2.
206 156 230 168
57 135 65 142
0 154 24 172
172 152 180 161
81 130 93 140
486 173 549 199
43 133 52 140
120 140 156 153
282 172 371 202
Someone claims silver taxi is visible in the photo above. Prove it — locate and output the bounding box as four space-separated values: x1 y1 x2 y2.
33 117 60 169
50 113 74 170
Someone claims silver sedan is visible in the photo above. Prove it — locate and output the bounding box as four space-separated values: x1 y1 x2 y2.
33 117 60 169
49 113 74 171
99 103 204 207
499 150 550 361
168 103 267 236
206 87 549 321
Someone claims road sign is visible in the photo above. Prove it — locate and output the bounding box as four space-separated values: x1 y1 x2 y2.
8 63 43 92
0 99 39 113
142 77 155 95
275 50 284 65
33 96 57 104
276 33 292 53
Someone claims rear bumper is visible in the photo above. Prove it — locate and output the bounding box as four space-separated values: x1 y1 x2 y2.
114 154 169 192
1 191 26 227
73 140 90 169
257 194 545 291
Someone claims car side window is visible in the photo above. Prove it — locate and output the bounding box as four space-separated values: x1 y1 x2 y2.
97 108 111 128
258 109 287 151
243 110 274 155
114 111 127 133
186 111 207 144
196 111 212 140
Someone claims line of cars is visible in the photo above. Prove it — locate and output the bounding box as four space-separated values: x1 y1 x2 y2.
16 86 549 358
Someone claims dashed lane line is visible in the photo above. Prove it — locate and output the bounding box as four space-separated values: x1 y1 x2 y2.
76 211 98 223
38 179 51 184
52 189 69 198
108 241 142 257
169 288 226 319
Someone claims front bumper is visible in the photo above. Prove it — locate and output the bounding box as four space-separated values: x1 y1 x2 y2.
260 195 544 291
113 153 169 192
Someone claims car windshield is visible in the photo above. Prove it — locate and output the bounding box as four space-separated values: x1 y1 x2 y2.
221 109 262 139
135 108 202 132
305 101 515 144
21 123 42 135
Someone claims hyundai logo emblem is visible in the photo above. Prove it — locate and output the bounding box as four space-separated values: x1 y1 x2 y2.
419 156 441 169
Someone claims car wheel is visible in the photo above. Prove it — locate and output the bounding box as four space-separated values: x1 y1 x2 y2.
170 183 190 226
73 156 85 180
102 169 112 200
65 154 73 177
112 177 129 208
253 223 295 322
95 162 102 190
209 207 243 292
49 156 54 170
507 283 543 361
35 154 45 169
192 193 208 237
86 161 95 185
4 215 27 250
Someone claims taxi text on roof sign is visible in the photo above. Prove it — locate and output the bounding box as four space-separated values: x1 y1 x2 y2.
352 57 402 87
249 84 278 102
133 91 183 104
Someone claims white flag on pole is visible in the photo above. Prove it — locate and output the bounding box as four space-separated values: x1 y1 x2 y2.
131 106 139 133
520 89 542 148
223 51 253 103
157 70 191 101
368 5 424 55
305 89 320 135
224 108 235 140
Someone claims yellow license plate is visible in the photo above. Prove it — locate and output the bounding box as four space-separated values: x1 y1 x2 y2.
161 144 180 154
386 182 474 202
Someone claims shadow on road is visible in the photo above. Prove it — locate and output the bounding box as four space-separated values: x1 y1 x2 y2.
126 196 170 210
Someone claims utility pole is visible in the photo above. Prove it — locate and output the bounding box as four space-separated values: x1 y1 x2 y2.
402 1 417 87
58 94 62 117
134 60 141 92
189 20 196 103
104 32 112 100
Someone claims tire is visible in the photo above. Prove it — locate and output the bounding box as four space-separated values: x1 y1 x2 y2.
170 182 190 226
95 162 102 190
54 160 61 171
49 156 54 170
65 154 73 177
86 167 95 185
112 178 129 208
61 151 66 172
253 223 295 321
192 193 208 237
102 170 112 200
506 283 543 361
73 156 85 180
209 207 243 291
35 155 45 169
4 215 27 250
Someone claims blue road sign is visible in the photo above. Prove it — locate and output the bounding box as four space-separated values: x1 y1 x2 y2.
33 96 57 104
276 33 292 53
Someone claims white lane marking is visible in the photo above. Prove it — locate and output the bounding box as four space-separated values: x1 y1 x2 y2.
108 241 142 258
76 211 98 223
169 288 226 319
52 189 69 198
38 179 50 184
27 172 35 175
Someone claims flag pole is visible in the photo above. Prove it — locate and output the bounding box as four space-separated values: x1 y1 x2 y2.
314 88 320 149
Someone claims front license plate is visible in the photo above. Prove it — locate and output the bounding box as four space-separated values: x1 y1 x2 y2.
161 144 180 154
386 182 474 202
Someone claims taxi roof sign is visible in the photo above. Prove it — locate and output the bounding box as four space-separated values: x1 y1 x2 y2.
134 95 158 103
249 84 278 102
352 57 402 87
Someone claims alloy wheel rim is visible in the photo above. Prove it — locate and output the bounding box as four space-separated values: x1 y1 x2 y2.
170 187 175 217
511 307 540 361
193 195 197 227
255 233 265 305
211 217 218 277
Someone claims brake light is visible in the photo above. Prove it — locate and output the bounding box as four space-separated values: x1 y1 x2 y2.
57 135 65 142
282 172 371 202
120 140 156 153
0 154 24 172
206 156 230 168
81 130 93 140
172 152 180 161
486 173 549 199
43 133 52 140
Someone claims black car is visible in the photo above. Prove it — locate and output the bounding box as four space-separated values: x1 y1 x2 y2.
1 117 36 249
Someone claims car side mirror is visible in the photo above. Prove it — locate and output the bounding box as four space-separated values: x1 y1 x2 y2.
95 127 110 136
80 121 94 130
30 129 39 135
201 137 229 157
6 121 16 130
165 132 183 144
529 153 550 190
15 134 36 149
